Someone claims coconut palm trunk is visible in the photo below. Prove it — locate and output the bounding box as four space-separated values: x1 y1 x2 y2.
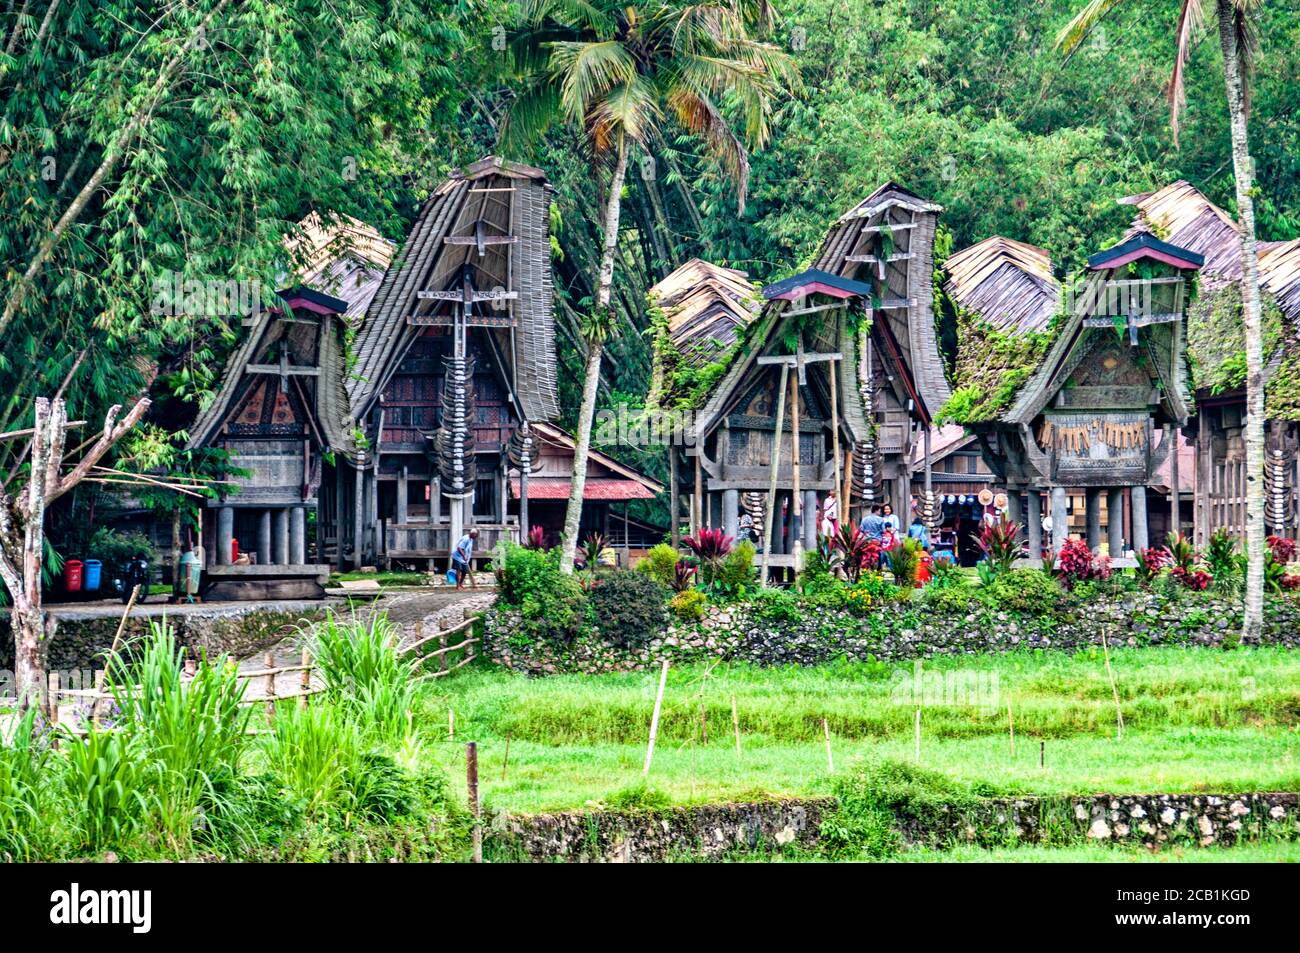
560 143 629 573
1216 0 1265 640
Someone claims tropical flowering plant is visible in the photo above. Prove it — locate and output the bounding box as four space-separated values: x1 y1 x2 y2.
1170 566 1213 591
683 527 733 585
976 515 1024 576
1135 545 1172 583
830 525 882 584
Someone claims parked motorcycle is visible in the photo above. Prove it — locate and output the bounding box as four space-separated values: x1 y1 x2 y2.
115 554 151 604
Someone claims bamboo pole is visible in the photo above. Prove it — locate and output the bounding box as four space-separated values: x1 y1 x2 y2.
643 658 670 775
299 647 311 710
449 707 455 741
1100 626 1125 740
822 717 834 774
731 693 741 757
699 703 708 746
789 371 803 572
263 650 276 726
502 732 511 782
760 363 790 586
93 585 139 725
1007 700 1015 757
914 707 921 763
467 742 482 863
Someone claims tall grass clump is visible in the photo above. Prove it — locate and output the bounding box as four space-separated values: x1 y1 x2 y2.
305 611 413 744
0 709 50 860
103 622 251 851
63 727 154 854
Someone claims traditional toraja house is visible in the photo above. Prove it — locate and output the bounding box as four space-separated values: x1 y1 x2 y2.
186 282 358 599
338 157 560 570
1119 181 1300 544
673 184 950 573
646 259 759 408
943 229 1204 560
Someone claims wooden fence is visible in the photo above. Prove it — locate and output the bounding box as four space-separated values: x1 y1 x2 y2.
397 608 480 678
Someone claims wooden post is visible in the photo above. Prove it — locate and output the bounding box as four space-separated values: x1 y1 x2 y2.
643 658 670 775
1168 425 1181 536
264 650 276 725
47 671 59 727
822 717 834 774
843 447 855 526
467 742 482 863
299 647 311 709
731 693 741 757
789 371 803 572
830 363 841 523
440 619 449 674
502 732 511 782
923 424 933 529
913 707 921 763
1040 739 1045 768
699 703 708 746
760 363 790 586
448 707 455 741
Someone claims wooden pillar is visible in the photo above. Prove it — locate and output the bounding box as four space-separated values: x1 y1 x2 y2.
789 371 803 571
334 465 346 571
273 508 290 565
1167 425 1181 537
217 506 234 565
803 489 819 550
760 363 790 585
396 466 408 525
1026 489 1043 560
432 477 442 525
1085 488 1102 552
723 488 739 543
1051 486 1068 555
1106 487 1124 556
830 362 842 514
448 489 463 564
352 461 365 570
693 453 703 536
669 449 680 549
290 506 306 564
1131 484 1149 552
1194 414 1207 545
258 510 272 566
922 426 933 524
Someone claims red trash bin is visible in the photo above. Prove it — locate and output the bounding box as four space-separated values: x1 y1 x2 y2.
231 538 239 563
65 559 84 592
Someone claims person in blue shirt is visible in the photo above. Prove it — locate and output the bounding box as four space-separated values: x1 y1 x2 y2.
859 505 885 541
452 528 479 590
907 515 929 549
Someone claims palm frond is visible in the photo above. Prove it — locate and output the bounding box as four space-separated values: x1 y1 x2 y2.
1055 0 1128 57
588 75 661 148
500 81 564 152
549 39 638 122
1168 0 1207 146
522 0 615 34
666 87 751 213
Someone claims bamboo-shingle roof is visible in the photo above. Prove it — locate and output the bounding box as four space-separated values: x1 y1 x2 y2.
649 258 757 368
350 156 559 425
1120 180 1242 278
286 212 393 321
943 237 1060 333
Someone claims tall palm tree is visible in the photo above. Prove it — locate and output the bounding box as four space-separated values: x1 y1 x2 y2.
1058 0 1267 640
505 0 798 573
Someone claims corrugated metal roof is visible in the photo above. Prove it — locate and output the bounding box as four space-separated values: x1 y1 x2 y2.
509 478 657 501
943 236 1060 333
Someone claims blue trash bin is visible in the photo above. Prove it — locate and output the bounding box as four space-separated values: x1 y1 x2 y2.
83 559 103 591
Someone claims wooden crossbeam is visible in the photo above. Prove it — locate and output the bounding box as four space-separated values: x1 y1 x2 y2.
407 313 516 328
758 346 842 385
417 290 518 302
443 235 517 246
244 364 320 376
844 252 913 264
861 222 917 234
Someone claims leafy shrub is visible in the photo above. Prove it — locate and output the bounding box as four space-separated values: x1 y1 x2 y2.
713 541 756 597
579 532 608 569
1205 529 1240 582
917 579 974 614
86 527 157 571
306 612 413 744
887 536 921 587
748 586 804 624
1268 535 1297 564
821 759 981 859
672 559 698 591
1170 566 1213 591
498 544 587 645
669 588 706 622
589 570 669 648
637 543 680 588
1166 531 1197 573
926 558 963 590
980 568 1062 614
604 782 672 812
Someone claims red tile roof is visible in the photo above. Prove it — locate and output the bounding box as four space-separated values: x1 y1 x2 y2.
509 478 658 501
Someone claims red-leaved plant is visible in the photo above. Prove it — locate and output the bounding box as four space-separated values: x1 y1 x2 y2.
975 515 1024 575
1170 566 1213 591
1135 546 1172 584
525 525 547 550
683 527 733 585
831 525 883 584
1054 538 1110 587
1268 535 1297 565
